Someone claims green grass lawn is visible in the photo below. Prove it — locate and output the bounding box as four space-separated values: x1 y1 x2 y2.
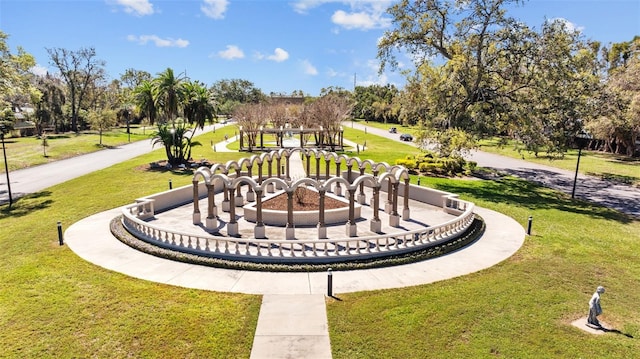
478 138 640 186
1 128 152 172
327 175 640 358
1 126 639 357
0 130 258 358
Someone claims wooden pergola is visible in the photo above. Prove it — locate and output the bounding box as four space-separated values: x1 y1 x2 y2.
238 126 344 152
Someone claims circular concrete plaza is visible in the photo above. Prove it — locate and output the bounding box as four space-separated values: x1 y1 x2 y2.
152 186 457 241
66 204 525 295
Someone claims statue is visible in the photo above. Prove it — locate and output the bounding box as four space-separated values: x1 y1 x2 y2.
587 286 605 327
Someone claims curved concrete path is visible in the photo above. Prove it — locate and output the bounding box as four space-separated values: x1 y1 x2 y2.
62 132 525 358
63 132 526 358
65 205 524 359
0 123 222 204
348 122 640 218
64 206 524 295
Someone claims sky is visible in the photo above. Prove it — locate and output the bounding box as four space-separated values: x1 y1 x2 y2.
1 0 639 97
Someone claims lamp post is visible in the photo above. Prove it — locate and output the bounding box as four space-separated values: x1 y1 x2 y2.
571 130 592 199
125 107 131 142
0 125 12 208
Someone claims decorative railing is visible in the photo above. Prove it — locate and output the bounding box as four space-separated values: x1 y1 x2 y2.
121 192 475 264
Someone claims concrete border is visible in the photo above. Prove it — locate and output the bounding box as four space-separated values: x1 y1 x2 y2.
64 205 525 295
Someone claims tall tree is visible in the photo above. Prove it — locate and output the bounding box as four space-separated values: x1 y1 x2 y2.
352 84 399 123
514 19 602 155
153 68 184 123
46 46 105 132
181 80 216 129
34 74 66 133
379 0 605 156
120 68 152 89
589 39 640 156
210 78 266 115
133 80 157 125
378 0 527 131
0 31 37 115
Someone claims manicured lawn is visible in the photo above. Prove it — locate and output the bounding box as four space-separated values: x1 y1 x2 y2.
1 125 638 357
478 138 640 186
328 176 640 358
0 128 151 172
0 130 258 358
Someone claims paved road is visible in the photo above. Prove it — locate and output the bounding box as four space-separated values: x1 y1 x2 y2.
349 122 640 218
0 124 221 205
3 121 639 218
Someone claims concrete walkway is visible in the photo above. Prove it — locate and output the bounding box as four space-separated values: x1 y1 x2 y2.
6 123 534 358
250 294 332 359
65 206 523 295
65 201 523 358
0 123 222 204
348 122 640 218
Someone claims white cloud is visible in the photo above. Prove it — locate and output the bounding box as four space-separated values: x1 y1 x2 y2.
301 60 318 75
267 48 289 62
127 35 189 48
292 0 392 30
358 73 389 87
547 17 584 33
291 0 326 14
218 45 245 60
365 59 380 73
112 0 154 16
332 10 376 30
30 64 49 76
201 0 228 19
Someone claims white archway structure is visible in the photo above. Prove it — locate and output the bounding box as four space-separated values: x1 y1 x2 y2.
191 148 410 239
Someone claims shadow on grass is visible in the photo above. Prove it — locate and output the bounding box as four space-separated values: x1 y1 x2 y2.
94 144 118 149
139 159 215 177
601 327 634 338
45 134 71 140
433 176 632 224
0 190 53 219
592 172 639 186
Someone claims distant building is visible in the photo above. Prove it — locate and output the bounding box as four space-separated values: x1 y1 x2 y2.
14 105 36 136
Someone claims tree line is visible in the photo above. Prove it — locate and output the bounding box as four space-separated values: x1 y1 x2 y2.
375 0 639 157
1 0 638 160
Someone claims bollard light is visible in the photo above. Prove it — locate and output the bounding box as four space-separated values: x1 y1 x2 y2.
169 179 173 190
327 268 333 297
527 216 533 235
417 177 421 186
57 221 64 246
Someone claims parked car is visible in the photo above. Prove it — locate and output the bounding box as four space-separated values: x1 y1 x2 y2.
399 133 413 141
389 127 397 133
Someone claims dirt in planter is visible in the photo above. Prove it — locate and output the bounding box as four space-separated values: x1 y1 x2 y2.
261 187 348 211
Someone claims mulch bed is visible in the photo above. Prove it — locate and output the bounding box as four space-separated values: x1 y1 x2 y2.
261 187 347 211
136 159 212 173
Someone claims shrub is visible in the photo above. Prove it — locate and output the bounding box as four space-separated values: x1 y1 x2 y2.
418 162 441 174
395 158 417 170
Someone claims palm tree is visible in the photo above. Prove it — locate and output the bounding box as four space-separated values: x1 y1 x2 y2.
182 81 216 129
151 121 201 166
133 80 157 125
154 68 183 123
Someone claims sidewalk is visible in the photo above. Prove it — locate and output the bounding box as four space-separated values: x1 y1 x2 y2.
65 199 524 358
0 123 222 204
63 141 525 358
348 122 640 218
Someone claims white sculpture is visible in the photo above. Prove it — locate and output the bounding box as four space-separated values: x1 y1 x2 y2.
587 286 605 327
